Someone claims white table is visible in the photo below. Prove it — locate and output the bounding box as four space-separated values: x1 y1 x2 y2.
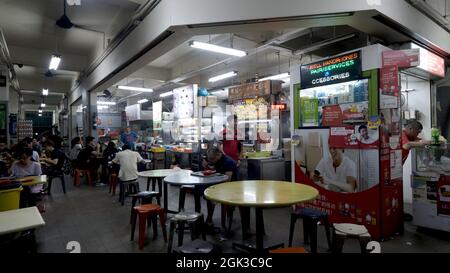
163 171 229 213
0 207 45 236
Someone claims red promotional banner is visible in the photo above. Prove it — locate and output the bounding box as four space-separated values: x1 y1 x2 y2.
382 49 420 68
437 176 450 216
295 164 382 240
380 65 399 97
322 105 343 126
329 126 358 148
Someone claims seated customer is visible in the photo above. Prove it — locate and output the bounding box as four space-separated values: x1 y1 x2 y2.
10 148 42 207
203 147 238 226
20 137 40 162
103 141 119 179
69 137 83 162
41 140 66 177
112 144 146 182
76 136 101 184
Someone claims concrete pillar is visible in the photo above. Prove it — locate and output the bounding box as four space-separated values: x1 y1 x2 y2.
0 70 10 144
81 89 98 138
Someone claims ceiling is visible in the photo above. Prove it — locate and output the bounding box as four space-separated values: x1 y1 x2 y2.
0 0 142 106
102 25 374 106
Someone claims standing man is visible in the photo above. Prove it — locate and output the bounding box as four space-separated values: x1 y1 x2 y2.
401 120 428 164
220 115 242 166
121 127 139 151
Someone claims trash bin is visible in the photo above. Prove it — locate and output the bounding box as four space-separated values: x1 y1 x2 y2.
0 187 23 212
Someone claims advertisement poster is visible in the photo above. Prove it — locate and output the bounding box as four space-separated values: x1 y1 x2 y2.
382 49 420 68
322 105 343 126
380 65 399 109
437 176 450 217
356 124 379 149
153 101 162 131
173 85 196 119
301 98 319 126
340 102 368 124
329 126 358 148
390 150 402 180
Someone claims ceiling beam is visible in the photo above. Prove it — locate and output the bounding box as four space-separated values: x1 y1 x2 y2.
127 65 171 82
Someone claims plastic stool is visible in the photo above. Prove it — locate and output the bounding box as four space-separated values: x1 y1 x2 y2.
109 173 118 195
129 191 161 223
173 239 214 254
118 179 140 206
269 247 308 253
332 223 372 253
73 169 92 187
288 208 331 253
47 175 66 195
130 204 167 250
167 211 206 253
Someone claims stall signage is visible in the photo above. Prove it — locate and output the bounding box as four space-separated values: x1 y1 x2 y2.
300 51 362 89
412 44 446 78
382 49 420 68
271 103 287 111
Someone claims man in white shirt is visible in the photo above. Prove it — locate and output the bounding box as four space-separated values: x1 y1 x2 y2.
312 147 358 193
112 144 145 181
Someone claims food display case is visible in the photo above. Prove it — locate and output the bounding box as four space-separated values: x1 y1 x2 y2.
411 144 450 232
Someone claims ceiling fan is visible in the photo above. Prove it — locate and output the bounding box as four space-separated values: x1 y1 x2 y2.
43 69 74 78
97 90 113 99
55 0 97 32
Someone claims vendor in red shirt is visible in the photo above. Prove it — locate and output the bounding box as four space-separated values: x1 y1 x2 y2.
220 114 242 166
402 120 428 164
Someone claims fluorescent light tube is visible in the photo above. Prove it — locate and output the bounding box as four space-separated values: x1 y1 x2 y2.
189 41 247 57
258 73 290 81
40 103 46 107
42 89 49 96
208 71 238 83
97 101 116 105
117 86 153 92
137 99 149 104
160 91 173 98
97 105 108 110
49 55 61 70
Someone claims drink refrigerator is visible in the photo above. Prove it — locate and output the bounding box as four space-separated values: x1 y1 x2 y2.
411 145 450 232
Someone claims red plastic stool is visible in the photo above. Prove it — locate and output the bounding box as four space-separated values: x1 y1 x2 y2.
74 169 93 187
269 247 308 254
109 173 118 195
130 204 167 250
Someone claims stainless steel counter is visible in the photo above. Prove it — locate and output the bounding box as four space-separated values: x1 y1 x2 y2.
246 157 287 181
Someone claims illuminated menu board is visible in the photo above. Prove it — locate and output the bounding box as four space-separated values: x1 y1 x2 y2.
300 51 362 89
